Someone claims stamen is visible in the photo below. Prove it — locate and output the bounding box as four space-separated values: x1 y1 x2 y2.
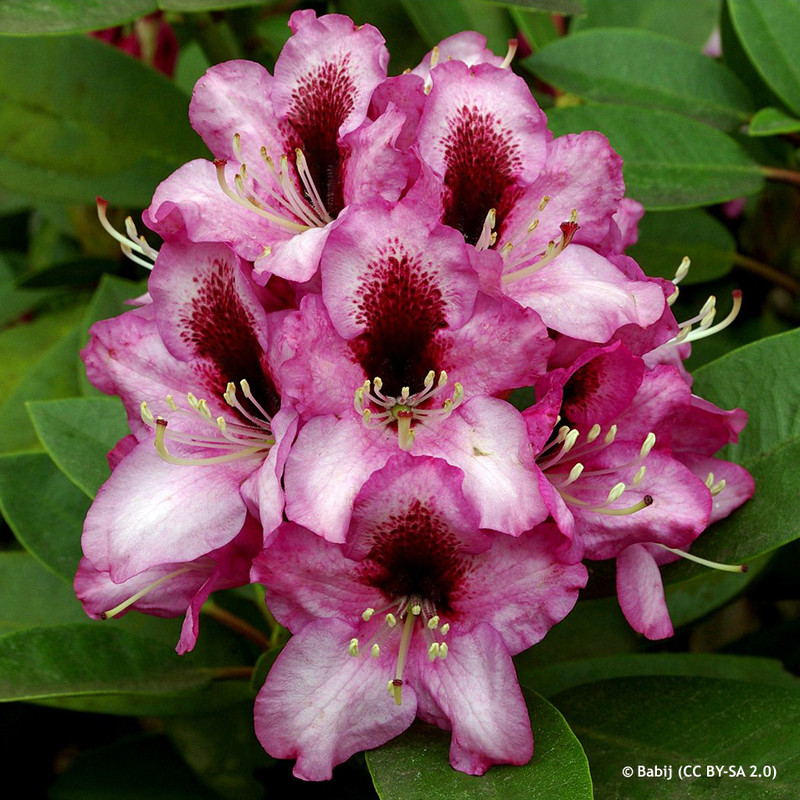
392 611 416 705
658 544 747 573
427 615 440 630
349 638 360 657
501 210 579 284
475 208 497 251
96 198 158 268
101 567 192 619
386 613 397 628
362 608 375 621
500 38 518 69
586 423 601 443
371 643 381 658
683 291 742 343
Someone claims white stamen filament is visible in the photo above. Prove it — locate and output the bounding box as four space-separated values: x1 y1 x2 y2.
501 209 579 284
354 371 464 450
101 567 193 619
96 199 159 268
658 544 747 573
500 39 518 69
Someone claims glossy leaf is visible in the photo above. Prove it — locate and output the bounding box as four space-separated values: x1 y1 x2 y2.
0 451 88 581
527 29 753 130
630 209 736 283
0 35 205 206
0 625 211 702
367 690 592 800
0 551 88 633
159 0 278 10
400 0 516 53
510 8 560 51
571 0 720 49
748 106 800 136
662 329 800 574
553 677 800 798
546 104 764 209
727 0 800 116
49 735 222 800
28 397 130 498
0 0 155 35
519 652 797 698
489 0 585 13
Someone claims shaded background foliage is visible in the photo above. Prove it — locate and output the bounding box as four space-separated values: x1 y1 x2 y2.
1 0 799 797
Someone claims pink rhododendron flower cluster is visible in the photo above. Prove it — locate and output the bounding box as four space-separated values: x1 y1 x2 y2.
76 11 754 782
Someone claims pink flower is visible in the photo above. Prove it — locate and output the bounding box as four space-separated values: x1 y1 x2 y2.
144 11 413 284
77 236 295 645
252 455 586 779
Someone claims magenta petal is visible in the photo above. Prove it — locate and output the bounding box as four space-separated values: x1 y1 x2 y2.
677 453 755 524
410 623 533 774
616 543 674 639
255 618 416 781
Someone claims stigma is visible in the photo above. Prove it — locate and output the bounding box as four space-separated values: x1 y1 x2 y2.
347 596 451 706
141 379 275 467
354 370 464 450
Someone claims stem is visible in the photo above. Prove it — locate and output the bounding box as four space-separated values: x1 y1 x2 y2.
762 165 800 187
208 666 254 682
733 252 800 295
201 600 271 650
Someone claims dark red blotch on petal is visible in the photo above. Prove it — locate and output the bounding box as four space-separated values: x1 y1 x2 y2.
359 499 466 613
350 239 449 396
180 259 281 417
287 56 356 216
442 105 523 245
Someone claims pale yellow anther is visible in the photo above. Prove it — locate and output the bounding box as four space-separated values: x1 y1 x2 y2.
411 604 422 616
608 482 626 503
428 643 440 661
587 423 601 443
633 465 647 486
539 195 550 211
140 401 154 424
604 424 618 445
166 395 178 411
362 608 375 621
371 643 381 658
705 472 715 489
427 615 440 630
386 613 397 628
348 638 359 657
439 642 449 659
640 432 656 459
563 428 580 453
440 623 450 636
711 478 727 496
216 417 227 433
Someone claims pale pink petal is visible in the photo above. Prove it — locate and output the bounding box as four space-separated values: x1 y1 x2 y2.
409 624 533 774
676 453 755 524
255 618 416 781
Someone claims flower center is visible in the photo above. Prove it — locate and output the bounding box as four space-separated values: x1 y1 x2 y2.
141 379 275 466
354 370 464 450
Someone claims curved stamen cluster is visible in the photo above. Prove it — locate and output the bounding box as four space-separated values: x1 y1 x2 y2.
214 133 333 241
538 421 656 515
141 379 275 466
670 289 743 346
100 566 196 619
348 596 450 705
97 197 159 270
354 370 464 451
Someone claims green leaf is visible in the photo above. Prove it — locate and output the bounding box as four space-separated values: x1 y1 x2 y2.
0 35 205 206
490 0 585 14
519 652 798 698
527 29 753 130
546 104 764 209
159 0 275 10
571 0 720 49
747 106 800 136
50 734 223 800
0 313 85 454
28 397 130 498
0 551 88 633
660 330 800 574
0 624 211 702
400 0 516 54
628 209 736 284
693 328 800 464
510 7 561 51
727 0 800 117
0 451 87 580
0 0 156 35
553 677 800 797
367 690 592 800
